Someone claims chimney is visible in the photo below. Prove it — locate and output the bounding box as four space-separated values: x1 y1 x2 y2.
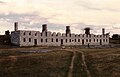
42 24 47 32
14 22 18 31
102 28 105 35
66 26 71 34
85 27 90 35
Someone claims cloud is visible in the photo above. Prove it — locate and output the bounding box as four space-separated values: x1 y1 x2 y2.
0 12 49 32
0 1 4 3
76 0 120 12
0 12 66 33
0 0 120 36
0 20 13 34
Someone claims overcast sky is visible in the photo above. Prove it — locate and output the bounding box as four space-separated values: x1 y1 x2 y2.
0 0 120 35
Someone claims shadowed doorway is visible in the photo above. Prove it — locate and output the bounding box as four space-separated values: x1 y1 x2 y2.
100 39 102 45
82 39 84 45
34 39 37 46
61 39 63 46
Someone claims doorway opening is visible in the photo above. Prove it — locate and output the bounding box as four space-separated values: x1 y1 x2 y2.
61 39 63 46
34 39 37 46
82 39 84 45
100 39 102 45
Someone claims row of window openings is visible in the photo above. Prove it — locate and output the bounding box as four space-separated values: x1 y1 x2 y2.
23 32 47 36
23 38 108 43
23 32 37 36
24 32 106 38
67 35 106 37
84 39 108 42
23 38 79 43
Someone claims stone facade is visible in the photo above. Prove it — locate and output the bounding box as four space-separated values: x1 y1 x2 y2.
11 26 109 47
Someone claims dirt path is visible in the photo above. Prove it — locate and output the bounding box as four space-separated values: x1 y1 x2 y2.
79 51 91 77
67 51 76 77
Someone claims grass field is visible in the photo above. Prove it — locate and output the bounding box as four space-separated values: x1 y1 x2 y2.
73 51 88 77
81 48 120 77
0 47 120 77
0 49 72 77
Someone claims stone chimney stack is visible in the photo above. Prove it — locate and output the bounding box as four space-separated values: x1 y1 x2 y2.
102 28 105 35
14 22 18 31
66 26 71 34
85 27 90 35
42 24 47 32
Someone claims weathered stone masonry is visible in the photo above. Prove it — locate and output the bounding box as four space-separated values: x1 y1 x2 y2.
11 22 109 47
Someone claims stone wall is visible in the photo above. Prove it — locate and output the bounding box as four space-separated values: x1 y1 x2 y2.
11 30 109 47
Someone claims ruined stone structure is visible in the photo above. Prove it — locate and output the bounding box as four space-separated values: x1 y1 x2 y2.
11 22 109 46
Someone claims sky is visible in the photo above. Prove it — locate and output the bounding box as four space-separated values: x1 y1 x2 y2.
0 0 120 35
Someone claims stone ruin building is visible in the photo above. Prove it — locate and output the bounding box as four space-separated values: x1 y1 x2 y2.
11 22 109 47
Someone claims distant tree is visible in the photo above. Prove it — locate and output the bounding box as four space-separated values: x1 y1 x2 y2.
5 30 10 36
111 34 120 44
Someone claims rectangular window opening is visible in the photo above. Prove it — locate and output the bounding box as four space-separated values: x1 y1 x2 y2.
41 39 43 42
66 39 67 42
75 39 76 42
29 38 31 42
23 38 26 42
56 39 58 42
46 39 47 42
51 38 53 42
